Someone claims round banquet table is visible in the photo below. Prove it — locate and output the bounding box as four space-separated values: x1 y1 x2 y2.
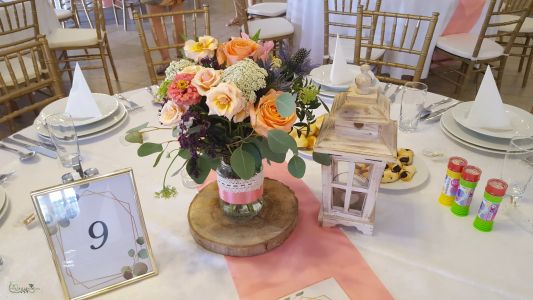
287 0 492 79
0 87 532 299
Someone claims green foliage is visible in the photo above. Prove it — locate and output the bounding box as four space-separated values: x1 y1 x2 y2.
155 185 178 199
153 151 164 167
242 143 262 171
186 155 212 184
251 30 261 41
125 131 143 144
253 137 286 163
312 152 332 166
288 155 306 178
127 122 149 134
230 147 256 180
267 129 298 154
137 143 163 157
275 92 297 117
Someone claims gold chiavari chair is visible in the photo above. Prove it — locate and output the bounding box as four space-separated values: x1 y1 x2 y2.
132 1 210 85
47 0 118 94
0 36 63 132
354 5 439 85
78 0 94 28
0 0 40 48
236 0 294 47
324 0 382 65
434 0 533 97
247 0 287 18
50 0 80 28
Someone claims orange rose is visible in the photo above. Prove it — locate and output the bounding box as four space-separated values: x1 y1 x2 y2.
250 90 297 137
216 37 261 66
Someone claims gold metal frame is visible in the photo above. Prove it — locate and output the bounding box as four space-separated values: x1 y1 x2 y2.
50 0 81 28
354 5 439 85
433 0 533 97
323 0 382 64
0 36 64 132
30 168 158 300
132 1 210 85
0 0 40 47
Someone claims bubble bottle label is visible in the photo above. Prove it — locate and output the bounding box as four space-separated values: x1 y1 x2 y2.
442 175 460 196
455 186 474 207
477 199 500 221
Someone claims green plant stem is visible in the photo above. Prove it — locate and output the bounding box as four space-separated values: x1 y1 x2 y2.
163 153 182 188
139 127 172 134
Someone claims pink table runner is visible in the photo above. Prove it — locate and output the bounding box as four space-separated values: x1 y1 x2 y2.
201 163 392 300
442 0 487 35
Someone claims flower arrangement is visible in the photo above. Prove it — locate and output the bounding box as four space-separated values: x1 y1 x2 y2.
126 33 330 199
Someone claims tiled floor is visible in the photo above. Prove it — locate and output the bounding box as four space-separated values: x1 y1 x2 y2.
1 0 532 137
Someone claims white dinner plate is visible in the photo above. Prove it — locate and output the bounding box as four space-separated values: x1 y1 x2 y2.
309 64 361 91
0 186 6 212
441 109 519 153
35 103 128 139
39 93 119 127
440 120 508 154
452 102 533 139
380 155 430 191
0 193 8 224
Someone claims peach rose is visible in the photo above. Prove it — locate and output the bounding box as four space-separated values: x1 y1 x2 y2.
250 90 297 137
183 35 218 62
191 68 222 96
179 65 204 75
216 37 261 66
206 82 245 120
159 101 187 126
233 102 252 123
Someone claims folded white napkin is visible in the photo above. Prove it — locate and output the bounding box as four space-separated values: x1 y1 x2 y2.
465 66 512 130
65 63 102 118
329 34 351 84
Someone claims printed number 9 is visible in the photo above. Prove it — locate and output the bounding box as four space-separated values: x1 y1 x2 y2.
88 221 108 250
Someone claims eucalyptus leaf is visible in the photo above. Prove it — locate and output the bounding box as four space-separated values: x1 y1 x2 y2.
178 148 192 160
126 122 149 133
125 132 143 144
267 129 297 154
186 157 211 184
288 155 306 178
230 147 256 180
275 92 296 118
242 143 262 171
251 29 261 41
312 152 332 166
137 143 163 157
153 151 164 167
254 138 286 163
172 126 180 137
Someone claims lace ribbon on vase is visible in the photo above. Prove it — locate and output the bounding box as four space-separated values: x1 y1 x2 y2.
217 172 264 204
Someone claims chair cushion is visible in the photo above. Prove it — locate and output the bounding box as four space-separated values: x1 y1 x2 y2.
47 28 98 48
0 55 41 87
436 33 504 60
328 37 386 63
243 18 294 40
54 8 73 20
248 3 287 17
499 15 533 33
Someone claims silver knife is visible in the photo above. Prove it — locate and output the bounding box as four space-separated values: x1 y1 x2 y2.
420 102 460 121
12 134 56 151
3 137 57 159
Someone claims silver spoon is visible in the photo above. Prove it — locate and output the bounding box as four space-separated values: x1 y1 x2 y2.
0 143 36 161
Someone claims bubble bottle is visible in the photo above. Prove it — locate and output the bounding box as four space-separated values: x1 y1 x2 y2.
451 165 482 216
438 157 467 206
473 179 508 232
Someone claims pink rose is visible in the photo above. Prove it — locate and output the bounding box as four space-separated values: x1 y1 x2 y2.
191 68 222 96
159 101 187 126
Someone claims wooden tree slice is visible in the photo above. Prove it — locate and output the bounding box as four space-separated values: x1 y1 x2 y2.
188 178 298 257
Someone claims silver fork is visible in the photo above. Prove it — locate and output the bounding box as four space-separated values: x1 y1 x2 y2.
389 85 404 103
115 94 142 112
145 86 156 99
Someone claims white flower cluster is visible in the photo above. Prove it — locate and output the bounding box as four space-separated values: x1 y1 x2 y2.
221 58 268 102
165 59 194 80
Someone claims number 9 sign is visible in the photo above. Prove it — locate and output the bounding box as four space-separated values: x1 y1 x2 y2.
31 169 157 300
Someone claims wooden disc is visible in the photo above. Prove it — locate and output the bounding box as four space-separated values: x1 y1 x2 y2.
188 178 298 257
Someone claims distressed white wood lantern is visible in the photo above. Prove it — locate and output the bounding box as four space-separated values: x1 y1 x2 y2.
314 89 397 235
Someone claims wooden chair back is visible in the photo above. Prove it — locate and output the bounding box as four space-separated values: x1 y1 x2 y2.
49 0 77 11
0 0 39 47
132 1 210 84
354 5 439 84
0 36 63 131
473 0 533 59
323 0 382 64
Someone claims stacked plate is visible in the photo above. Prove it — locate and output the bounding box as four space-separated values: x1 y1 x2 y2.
33 93 128 141
440 102 533 154
0 186 9 224
309 64 362 104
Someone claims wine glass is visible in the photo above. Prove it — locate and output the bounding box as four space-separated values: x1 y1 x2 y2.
45 113 83 177
399 82 427 132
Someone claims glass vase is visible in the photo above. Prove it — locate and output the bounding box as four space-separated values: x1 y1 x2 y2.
216 161 264 218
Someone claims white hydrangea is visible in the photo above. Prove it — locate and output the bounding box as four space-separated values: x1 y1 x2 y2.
165 59 194 80
221 58 268 103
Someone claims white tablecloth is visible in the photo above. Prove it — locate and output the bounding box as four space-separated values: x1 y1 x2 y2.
0 0 59 45
0 88 532 299
287 0 492 79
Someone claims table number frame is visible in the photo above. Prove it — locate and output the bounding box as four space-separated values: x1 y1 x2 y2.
30 168 157 300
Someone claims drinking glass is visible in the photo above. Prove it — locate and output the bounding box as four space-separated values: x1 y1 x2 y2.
501 136 533 205
45 113 81 169
399 82 427 132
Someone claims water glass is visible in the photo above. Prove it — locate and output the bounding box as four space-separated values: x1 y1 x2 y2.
501 136 533 205
399 82 427 132
45 113 81 169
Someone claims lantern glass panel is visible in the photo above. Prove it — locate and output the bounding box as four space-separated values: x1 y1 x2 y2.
332 160 371 189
